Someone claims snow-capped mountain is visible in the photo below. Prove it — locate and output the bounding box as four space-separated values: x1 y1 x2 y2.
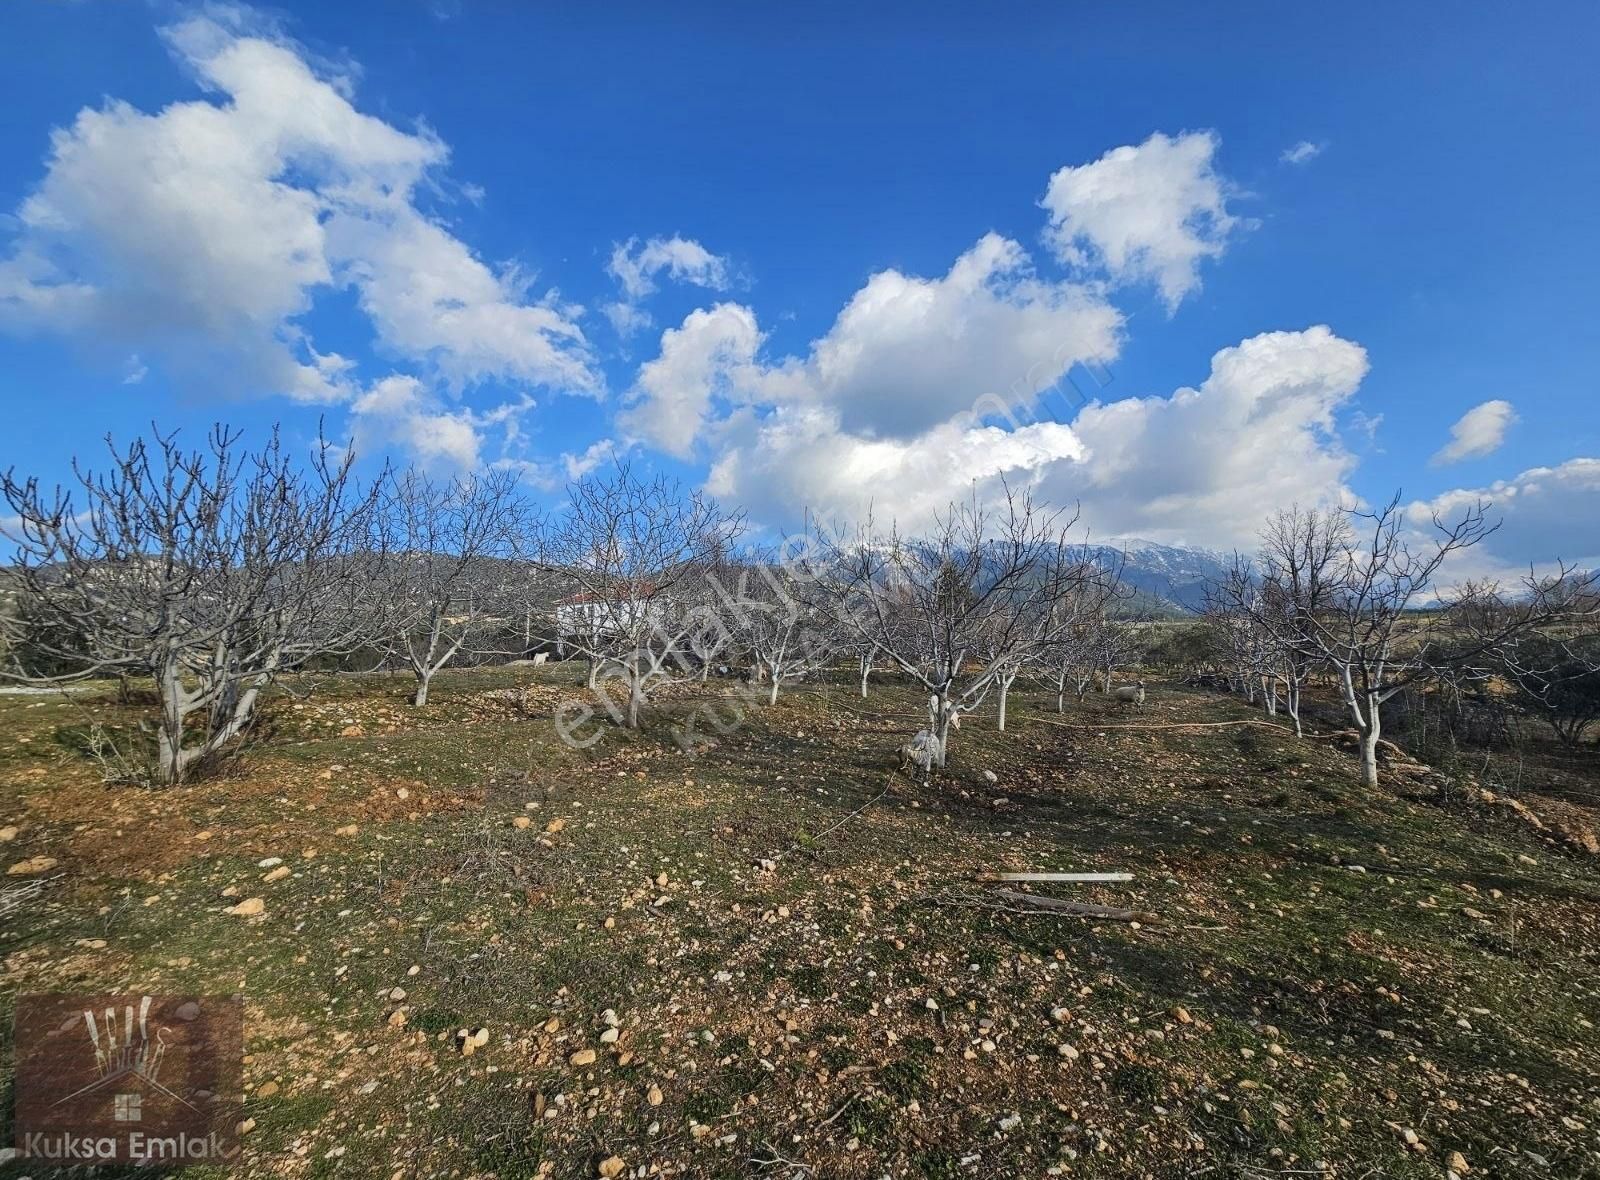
1089 538 1233 612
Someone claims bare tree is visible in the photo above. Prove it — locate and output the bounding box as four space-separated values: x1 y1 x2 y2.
716 559 838 705
1499 633 1600 748
541 460 743 728
1204 556 1297 722
1037 569 1130 712
1 424 382 784
1255 506 1348 732
1095 615 1144 694
813 486 1095 768
851 639 880 699
676 541 741 681
1252 495 1586 787
989 547 1125 730
1469 577 1600 748
1043 607 1107 711
375 468 526 706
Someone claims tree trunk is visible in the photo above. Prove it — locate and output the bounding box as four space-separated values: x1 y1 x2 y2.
858 653 871 698
1341 679 1383 788
768 675 780 706
156 660 188 786
1359 723 1380 788
157 723 183 786
997 672 1015 732
586 658 599 690
413 671 431 707
627 670 642 729
932 691 954 768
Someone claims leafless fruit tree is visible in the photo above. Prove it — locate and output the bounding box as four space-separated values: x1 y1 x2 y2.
541 460 743 728
1468 577 1600 748
852 639 881 699
716 557 840 705
1 424 383 784
1205 553 1318 732
1241 496 1588 786
674 541 741 681
1037 572 1130 712
989 546 1126 730
813 485 1100 767
375 467 528 706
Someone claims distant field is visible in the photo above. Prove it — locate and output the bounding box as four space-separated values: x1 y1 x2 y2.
2 664 1598 1179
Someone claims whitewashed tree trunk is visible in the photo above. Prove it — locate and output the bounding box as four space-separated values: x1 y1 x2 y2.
1359 709 1381 788
996 667 1019 732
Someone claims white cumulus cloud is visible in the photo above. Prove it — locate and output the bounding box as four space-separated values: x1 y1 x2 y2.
0 11 599 405
1048 326 1371 544
351 376 488 470
618 302 765 458
705 404 1087 533
608 235 730 301
1040 130 1241 312
1406 458 1600 582
794 233 1122 438
350 375 537 472
1432 399 1518 465
701 325 1370 548
620 232 1122 456
604 235 731 336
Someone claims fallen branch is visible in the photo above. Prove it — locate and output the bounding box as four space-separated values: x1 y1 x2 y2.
979 871 1133 883
0 874 55 920
990 889 1157 923
751 1142 815 1176
816 1094 858 1128
1021 714 1330 736
773 773 894 862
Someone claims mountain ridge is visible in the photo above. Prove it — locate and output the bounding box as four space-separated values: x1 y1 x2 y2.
1085 537 1232 612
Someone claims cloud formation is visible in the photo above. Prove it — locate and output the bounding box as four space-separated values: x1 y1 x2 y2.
1040 130 1241 311
1280 140 1324 166
1050 326 1370 544
1432 399 1518 465
0 11 599 407
1407 458 1600 581
620 232 1122 457
604 235 731 336
619 302 764 457
349 375 528 471
701 326 1370 548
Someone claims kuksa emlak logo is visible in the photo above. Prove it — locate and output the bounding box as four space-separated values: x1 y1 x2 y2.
12 994 243 1165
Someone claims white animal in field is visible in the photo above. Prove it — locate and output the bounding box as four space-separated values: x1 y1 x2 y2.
1113 680 1146 708
898 730 940 774
898 697 962 774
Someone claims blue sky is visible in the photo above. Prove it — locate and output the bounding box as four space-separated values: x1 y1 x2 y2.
2 1 1597 572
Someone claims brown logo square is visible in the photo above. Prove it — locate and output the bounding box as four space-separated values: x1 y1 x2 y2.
12 994 243 1166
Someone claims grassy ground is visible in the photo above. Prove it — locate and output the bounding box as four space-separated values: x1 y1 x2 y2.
2 664 1598 1179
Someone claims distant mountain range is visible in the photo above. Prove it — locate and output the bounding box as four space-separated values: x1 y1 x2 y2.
1085 538 1233 613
